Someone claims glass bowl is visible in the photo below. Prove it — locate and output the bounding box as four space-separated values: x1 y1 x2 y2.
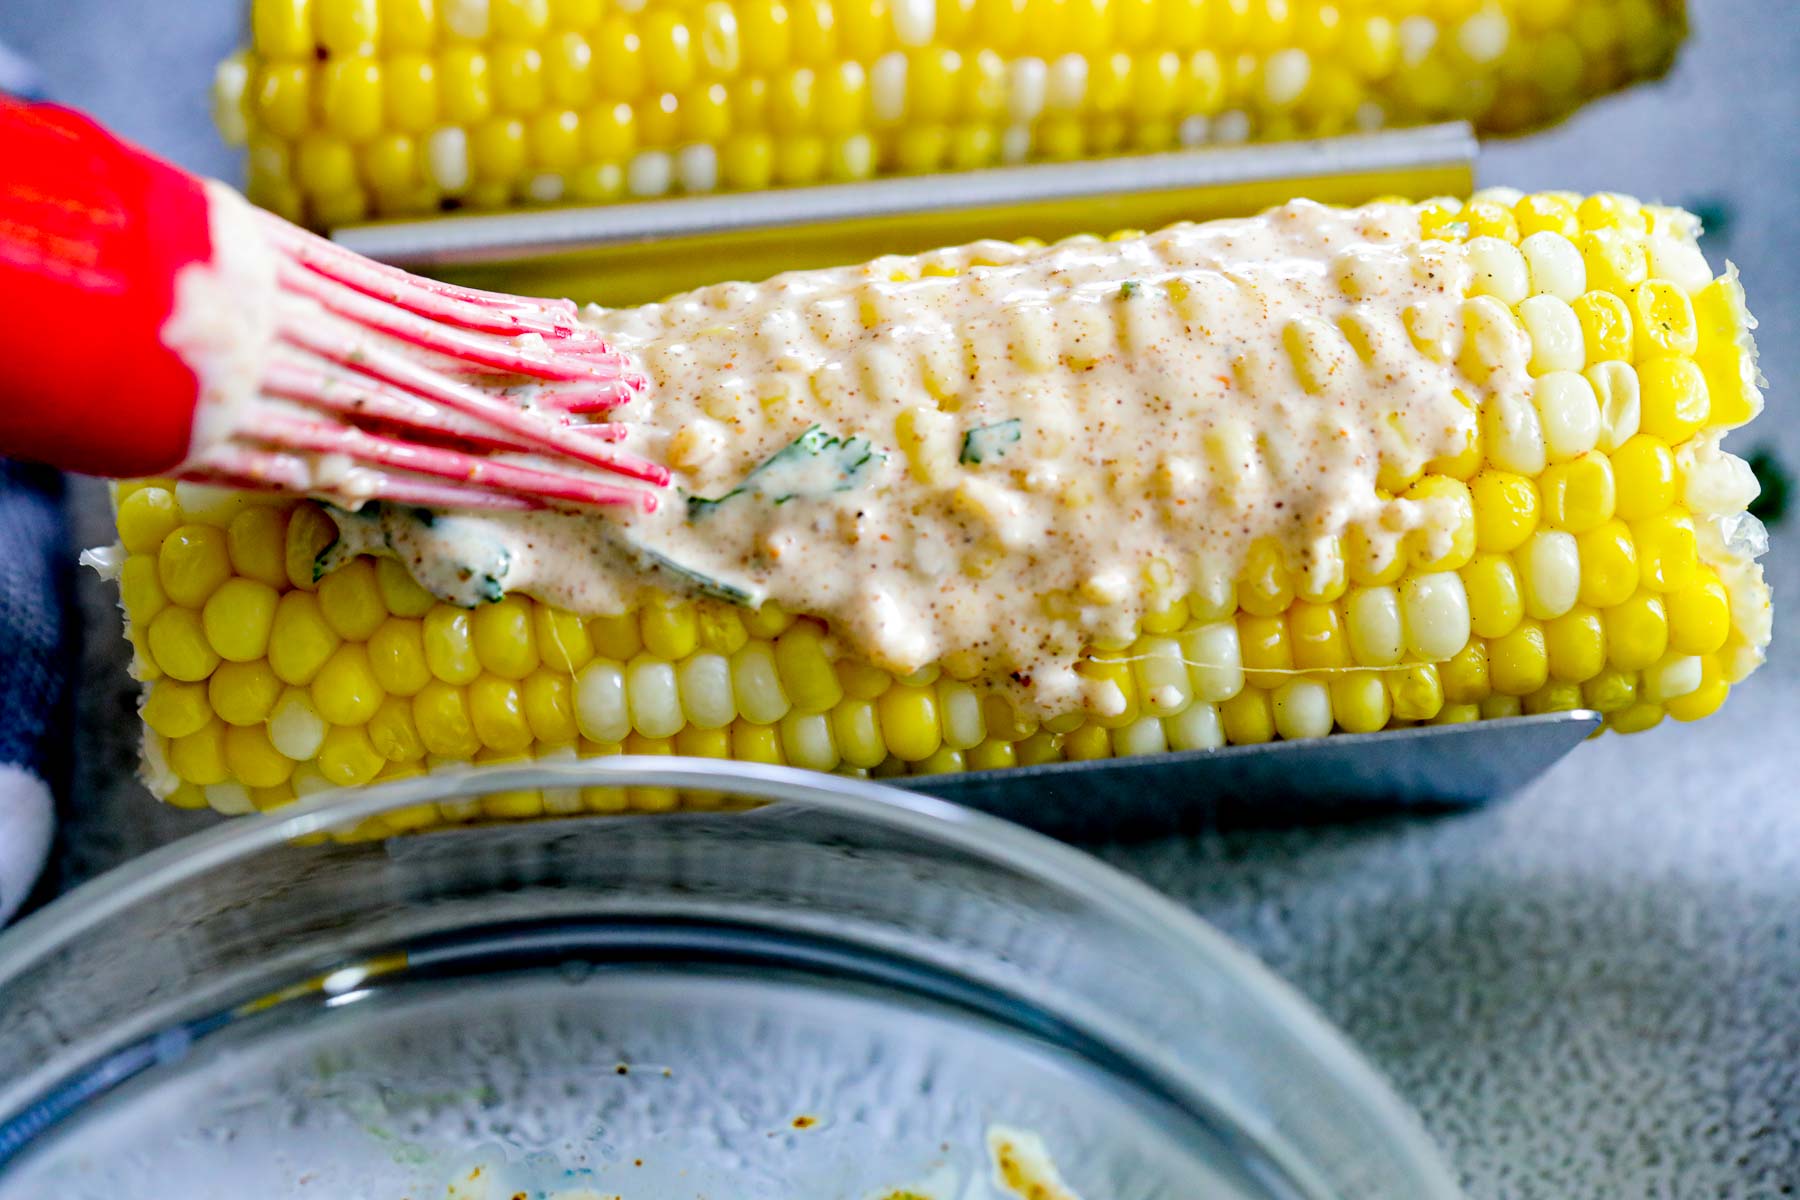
0 760 1459 1199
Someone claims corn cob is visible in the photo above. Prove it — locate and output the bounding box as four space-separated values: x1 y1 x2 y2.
214 0 1686 227
104 189 1769 826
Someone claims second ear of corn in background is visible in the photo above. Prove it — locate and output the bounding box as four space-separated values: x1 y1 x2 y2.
107 190 1769 826
216 0 1687 227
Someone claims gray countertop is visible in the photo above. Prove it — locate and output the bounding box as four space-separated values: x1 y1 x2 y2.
6 2 1799 1194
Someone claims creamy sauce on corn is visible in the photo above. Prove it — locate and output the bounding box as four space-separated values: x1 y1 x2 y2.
389 200 1503 716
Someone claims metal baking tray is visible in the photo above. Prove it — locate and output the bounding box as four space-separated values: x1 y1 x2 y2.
336 122 1477 306
333 123 1602 830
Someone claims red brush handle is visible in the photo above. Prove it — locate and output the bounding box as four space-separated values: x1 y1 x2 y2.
0 97 213 477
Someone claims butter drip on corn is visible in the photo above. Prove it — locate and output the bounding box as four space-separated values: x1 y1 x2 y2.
105 190 1771 821
214 0 1687 226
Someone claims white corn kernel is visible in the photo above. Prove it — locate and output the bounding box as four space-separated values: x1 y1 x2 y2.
1518 530 1580 619
1481 391 1548 475
1112 714 1168 758
1399 572 1473 661
574 660 630 744
1347 586 1405 667
1520 231 1586 301
1179 621 1242 702
1533 370 1601 460
1272 680 1333 740
1587 361 1641 452
268 687 327 760
1133 636 1193 717
1465 236 1529 305
1518 294 1585 374
1641 654 1703 703
676 652 736 729
1006 56 1048 122
1164 702 1225 751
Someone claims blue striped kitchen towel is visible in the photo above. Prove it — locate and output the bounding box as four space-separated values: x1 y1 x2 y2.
0 463 69 922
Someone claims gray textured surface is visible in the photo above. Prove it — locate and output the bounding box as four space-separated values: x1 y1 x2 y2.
5 2 1799 1195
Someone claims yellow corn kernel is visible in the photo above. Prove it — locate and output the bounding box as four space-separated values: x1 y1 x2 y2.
284 504 337 591
1460 553 1523 639
318 57 384 142
311 643 385 727
1236 537 1294 617
730 719 785 766
363 617 427 697
774 623 844 713
1524 681 1584 715
1441 640 1491 703
169 719 230 786
314 559 386 641
1219 688 1275 745
147 607 222 682
223 505 289 589
224 723 294 789
1470 470 1540 553
263 591 339 686
158 525 232 608
1539 451 1615 532
369 557 433 618
468 673 534 752
1236 613 1292 691
522 673 579 744
368 696 427 763
1610 434 1677 520
142 681 214 739
1572 519 1637 612
1607 702 1665 734
1405 475 1476 571
1489 619 1549 696
1631 510 1698 593
695 603 751 656
1545 605 1606 682
1288 601 1350 671
1571 289 1633 363
198 577 278 664
1579 228 1649 295
829 696 886 768
1666 573 1731 656
119 555 168 626
1605 590 1669 671
1328 671 1390 734
118 487 181 555
413 680 481 758
1581 667 1637 713
1388 663 1444 722
208 660 283 726
878 684 941 761
1630 279 1699 359
1077 654 1142 729
318 724 386 786
1057 722 1107 762
744 601 796 639
588 610 644 659
1635 356 1709 444
469 594 541 678
423 605 481 684
640 601 700 661
1344 520 1405 586
529 605 593 673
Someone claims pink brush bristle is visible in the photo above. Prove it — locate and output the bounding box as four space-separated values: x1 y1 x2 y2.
213 212 667 512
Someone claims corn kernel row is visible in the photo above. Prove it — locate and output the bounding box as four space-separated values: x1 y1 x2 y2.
216 0 1686 225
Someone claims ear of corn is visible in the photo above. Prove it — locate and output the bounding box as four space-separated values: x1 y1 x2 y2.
215 0 1686 227
106 190 1768 827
